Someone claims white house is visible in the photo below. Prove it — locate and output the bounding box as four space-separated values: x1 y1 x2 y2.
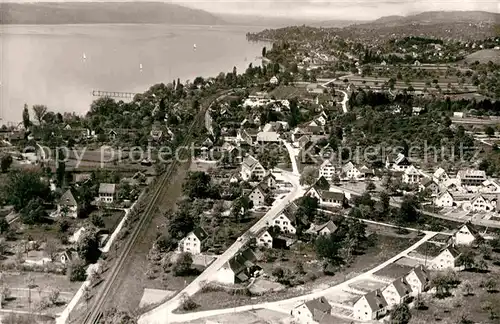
306 187 345 207
470 194 494 212
59 249 79 265
268 212 296 234
342 162 361 180
420 178 440 196
248 185 267 207
57 189 78 218
215 248 258 284
449 224 480 246
434 190 454 207
306 220 337 236
319 160 336 181
256 229 274 248
270 76 279 85
98 183 116 203
382 277 413 308
431 245 462 270
386 153 411 171
402 165 423 184
457 169 487 187
240 155 266 181
433 167 450 183
405 265 430 294
178 227 208 255
291 297 332 324
353 289 388 321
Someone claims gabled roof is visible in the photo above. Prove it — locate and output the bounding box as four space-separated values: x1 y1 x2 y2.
227 248 257 274
440 245 461 258
390 277 413 297
433 167 448 179
99 183 116 194
421 177 437 187
304 296 332 315
409 265 429 285
319 190 345 201
359 165 374 174
437 190 453 200
404 165 421 176
242 155 260 170
320 159 335 169
361 289 388 312
307 220 337 234
191 227 208 242
59 190 77 207
394 153 410 165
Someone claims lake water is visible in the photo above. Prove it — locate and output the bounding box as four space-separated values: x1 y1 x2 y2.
0 24 265 124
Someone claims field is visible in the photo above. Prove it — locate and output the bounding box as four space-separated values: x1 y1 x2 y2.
463 49 500 65
0 271 81 316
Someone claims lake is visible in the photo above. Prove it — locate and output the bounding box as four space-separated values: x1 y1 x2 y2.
0 24 266 124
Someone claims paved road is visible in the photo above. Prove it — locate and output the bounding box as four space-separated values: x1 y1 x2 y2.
138 171 305 324
143 231 436 323
338 90 348 113
283 141 300 175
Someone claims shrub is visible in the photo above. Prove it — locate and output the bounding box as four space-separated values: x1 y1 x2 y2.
68 261 87 282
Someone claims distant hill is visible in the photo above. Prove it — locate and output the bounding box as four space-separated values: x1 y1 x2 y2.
362 11 500 27
0 2 225 25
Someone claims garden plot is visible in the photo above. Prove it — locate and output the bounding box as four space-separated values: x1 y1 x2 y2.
348 278 387 293
373 262 415 280
324 289 361 306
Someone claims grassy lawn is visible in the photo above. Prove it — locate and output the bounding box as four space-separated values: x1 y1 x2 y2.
99 210 126 233
178 234 419 312
410 253 500 324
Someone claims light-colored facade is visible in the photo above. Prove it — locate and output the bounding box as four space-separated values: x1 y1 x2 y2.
457 169 487 187
268 213 296 234
404 266 430 294
450 224 478 246
353 290 388 321
431 247 461 270
319 160 336 181
382 277 413 308
402 165 422 184
240 155 266 181
98 183 116 203
434 191 454 207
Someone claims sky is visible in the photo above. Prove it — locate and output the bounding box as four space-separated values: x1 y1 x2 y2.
6 0 500 20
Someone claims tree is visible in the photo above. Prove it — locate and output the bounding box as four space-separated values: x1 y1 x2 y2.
32 105 48 124
22 104 31 129
300 166 319 186
0 218 9 234
485 126 495 137
397 195 420 224
6 171 51 211
456 249 476 270
76 227 100 263
25 274 35 313
90 214 104 228
262 47 266 57
48 288 60 305
366 181 376 191
315 234 344 269
44 241 58 261
462 281 473 296
182 171 213 199
21 198 47 225
68 261 87 282
485 278 498 293
391 303 411 324
432 273 452 298
173 252 193 276
0 155 13 173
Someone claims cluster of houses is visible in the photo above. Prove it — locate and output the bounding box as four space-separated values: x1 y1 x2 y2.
53 183 118 219
290 265 430 323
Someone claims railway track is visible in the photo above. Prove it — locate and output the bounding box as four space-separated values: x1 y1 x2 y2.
81 91 228 324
